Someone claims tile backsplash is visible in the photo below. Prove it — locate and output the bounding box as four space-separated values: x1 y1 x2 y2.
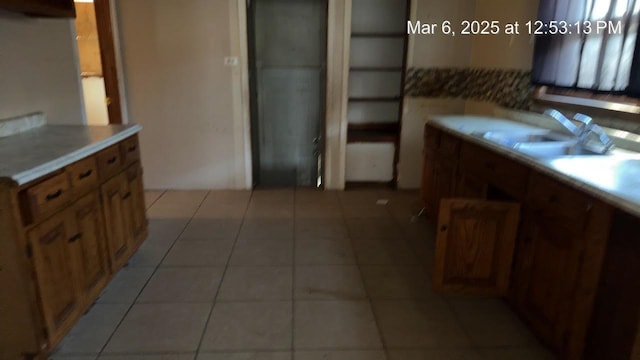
404 67 533 110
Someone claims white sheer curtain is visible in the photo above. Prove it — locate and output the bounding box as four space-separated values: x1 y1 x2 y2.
533 0 640 93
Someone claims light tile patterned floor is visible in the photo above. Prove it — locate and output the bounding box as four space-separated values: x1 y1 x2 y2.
50 189 553 360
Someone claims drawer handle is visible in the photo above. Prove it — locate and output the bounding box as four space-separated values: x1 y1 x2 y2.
122 191 132 200
440 225 448 232
107 156 118 165
78 169 93 180
68 233 82 243
128 145 137 153
45 189 63 201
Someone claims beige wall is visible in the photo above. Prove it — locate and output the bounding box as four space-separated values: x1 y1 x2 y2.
398 0 539 189
0 13 85 125
469 0 539 70
465 0 539 115
116 0 251 189
407 0 475 68
398 0 476 189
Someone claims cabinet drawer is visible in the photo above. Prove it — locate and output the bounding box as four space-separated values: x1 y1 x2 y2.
438 132 460 158
67 156 98 195
120 136 140 166
460 142 528 199
526 173 592 232
424 124 440 150
24 172 71 222
97 145 122 180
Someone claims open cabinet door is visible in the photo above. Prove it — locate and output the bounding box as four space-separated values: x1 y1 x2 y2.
433 199 520 296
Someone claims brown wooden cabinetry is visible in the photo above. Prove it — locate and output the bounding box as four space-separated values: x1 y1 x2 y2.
27 212 81 347
101 175 130 272
422 123 618 359
433 199 520 296
69 192 109 304
0 134 148 360
511 212 585 349
123 164 146 246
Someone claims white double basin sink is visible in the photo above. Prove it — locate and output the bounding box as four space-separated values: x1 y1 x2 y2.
472 129 631 158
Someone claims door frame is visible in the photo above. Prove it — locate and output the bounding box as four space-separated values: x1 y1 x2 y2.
92 0 124 125
246 0 329 188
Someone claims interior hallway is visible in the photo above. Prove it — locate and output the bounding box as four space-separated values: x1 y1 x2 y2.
50 189 552 360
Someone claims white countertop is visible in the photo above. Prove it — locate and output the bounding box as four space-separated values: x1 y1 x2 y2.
0 124 142 186
429 116 640 218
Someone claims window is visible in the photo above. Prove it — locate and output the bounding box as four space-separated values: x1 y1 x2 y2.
532 0 640 98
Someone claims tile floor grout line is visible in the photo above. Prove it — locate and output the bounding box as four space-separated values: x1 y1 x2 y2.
145 189 166 211
95 190 211 358
335 193 390 359
193 189 255 358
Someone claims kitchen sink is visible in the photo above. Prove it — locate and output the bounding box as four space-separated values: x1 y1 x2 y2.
513 142 606 157
472 130 571 146
471 130 611 158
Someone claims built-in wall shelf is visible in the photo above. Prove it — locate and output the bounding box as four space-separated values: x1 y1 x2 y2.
345 0 409 187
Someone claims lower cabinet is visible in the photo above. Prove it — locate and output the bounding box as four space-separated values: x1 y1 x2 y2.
122 163 147 247
433 199 520 296
1 134 149 359
28 212 82 346
101 175 131 272
422 123 614 359
69 192 110 306
510 212 584 350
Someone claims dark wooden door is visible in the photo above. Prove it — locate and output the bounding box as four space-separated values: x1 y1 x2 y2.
433 199 520 295
94 0 123 124
28 211 80 346
69 192 109 304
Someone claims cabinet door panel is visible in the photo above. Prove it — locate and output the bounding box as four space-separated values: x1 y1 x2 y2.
433 199 520 295
123 164 146 244
421 150 435 212
28 212 79 345
455 172 488 199
101 175 129 271
513 214 583 350
69 192 109 303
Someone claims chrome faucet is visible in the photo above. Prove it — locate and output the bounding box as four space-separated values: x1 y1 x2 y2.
544 109 615 153
544 109 581 137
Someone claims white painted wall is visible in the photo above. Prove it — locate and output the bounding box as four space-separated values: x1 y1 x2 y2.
81 77 109 125
0 12 85 125
115 0 251 189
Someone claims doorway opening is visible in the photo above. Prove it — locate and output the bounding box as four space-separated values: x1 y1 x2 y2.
247 0 327 188
73 0 123 125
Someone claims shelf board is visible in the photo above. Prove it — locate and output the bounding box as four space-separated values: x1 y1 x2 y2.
347 123 399 143
348 123 399 131
351 32 406 38
345 181 396 189
349 97 402 103
349 67 403 72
